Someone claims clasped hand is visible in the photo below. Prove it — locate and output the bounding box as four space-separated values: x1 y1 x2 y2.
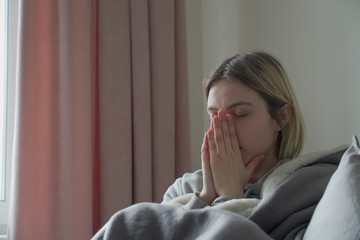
199 110 264 204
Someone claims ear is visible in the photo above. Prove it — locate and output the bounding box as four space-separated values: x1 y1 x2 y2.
275 104 292 130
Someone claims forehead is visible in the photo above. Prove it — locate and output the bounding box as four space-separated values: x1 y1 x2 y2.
207 80 262 109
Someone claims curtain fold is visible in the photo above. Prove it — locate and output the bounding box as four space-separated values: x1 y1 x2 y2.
8 0 190 239
130 0 153 204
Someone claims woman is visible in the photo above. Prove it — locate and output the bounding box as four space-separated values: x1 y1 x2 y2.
93 52 358 240
163 51 305 208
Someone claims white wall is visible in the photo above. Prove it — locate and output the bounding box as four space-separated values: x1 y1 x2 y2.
185 1 204 171
186 0 360 170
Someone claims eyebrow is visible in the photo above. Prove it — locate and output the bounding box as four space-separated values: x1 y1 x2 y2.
207 101 254 111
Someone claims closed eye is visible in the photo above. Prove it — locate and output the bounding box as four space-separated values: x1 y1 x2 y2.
233 114 248 118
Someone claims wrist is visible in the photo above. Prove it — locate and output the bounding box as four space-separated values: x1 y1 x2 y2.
197 192 216 205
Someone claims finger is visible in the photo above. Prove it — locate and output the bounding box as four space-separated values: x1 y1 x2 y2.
201 132 218 202
226 114 240 152
201 133 213 181
210 114 216 130
201 132 209 165
245 154 264 177
207 129 218 162
213 116 225 154
219 111 231 152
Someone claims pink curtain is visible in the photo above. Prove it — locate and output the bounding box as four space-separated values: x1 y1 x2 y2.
8 0 190 239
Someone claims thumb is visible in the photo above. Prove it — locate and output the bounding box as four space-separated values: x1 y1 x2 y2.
245 154 264 177
201 132 211 170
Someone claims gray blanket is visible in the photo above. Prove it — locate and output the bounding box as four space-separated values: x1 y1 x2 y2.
92 136 360 240
93 203 271 240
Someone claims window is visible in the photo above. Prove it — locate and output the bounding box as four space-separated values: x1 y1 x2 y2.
0 0 7 203
0 0 17 237
0 0 8 236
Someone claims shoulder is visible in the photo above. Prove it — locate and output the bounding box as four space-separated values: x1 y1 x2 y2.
261 144 348 199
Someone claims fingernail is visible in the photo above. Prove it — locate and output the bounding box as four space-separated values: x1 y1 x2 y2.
219 110 225 118
226 114 232 122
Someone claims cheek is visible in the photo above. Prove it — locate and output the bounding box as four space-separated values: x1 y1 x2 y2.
234 118 278 152
234 121 256 148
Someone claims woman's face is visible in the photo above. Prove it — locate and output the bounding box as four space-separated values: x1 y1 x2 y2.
207 80 281 182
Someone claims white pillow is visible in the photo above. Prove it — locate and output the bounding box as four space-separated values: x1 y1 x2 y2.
304 135 360 240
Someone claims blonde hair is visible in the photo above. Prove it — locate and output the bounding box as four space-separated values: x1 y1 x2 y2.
204 51 305 160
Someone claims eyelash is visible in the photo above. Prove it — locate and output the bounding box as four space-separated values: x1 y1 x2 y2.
234 114 248 118
207 113 248 121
